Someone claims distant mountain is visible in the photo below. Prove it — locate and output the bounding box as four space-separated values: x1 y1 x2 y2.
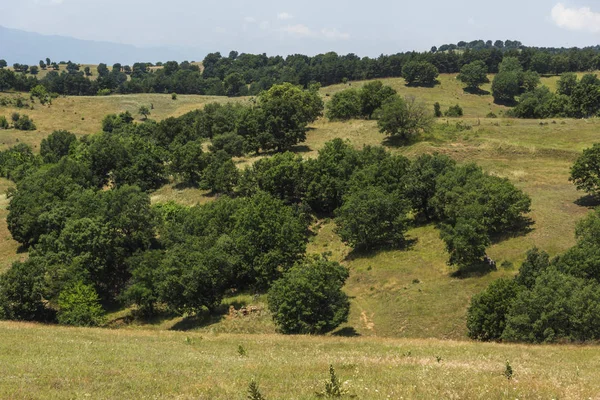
0 26 205 65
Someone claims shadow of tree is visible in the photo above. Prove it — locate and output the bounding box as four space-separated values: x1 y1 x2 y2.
489 217 535 245
450 261 496 279
463 87 491 96
575 194 600 208
344 238 418 262
331 327 361 337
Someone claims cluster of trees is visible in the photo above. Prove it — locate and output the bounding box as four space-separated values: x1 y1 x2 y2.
510 72 600 118
2 42 600 96
0 113 36 131
0 129 350 333
326 81 434 139
491 57 540 104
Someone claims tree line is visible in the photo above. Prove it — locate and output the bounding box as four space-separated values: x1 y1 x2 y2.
2 40 600 96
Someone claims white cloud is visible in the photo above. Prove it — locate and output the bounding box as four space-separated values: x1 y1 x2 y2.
320 28 350 40
281 24 315 37
244 16 256 23
551 3 600 33
277 12 294 20
280 24 350 40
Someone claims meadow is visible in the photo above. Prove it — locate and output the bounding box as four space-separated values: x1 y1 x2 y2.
1 72 600 398
1 321 600 399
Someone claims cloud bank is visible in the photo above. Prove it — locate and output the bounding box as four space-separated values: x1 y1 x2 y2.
551 3 600 33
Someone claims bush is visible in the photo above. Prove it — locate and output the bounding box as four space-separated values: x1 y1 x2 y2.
268 255 350 334
57 281 105 326
445 104 463 117
171 92 177 100
97 89 111 96
467 278 521 341
13 114 36 131
433 102 442 117
0 116 8 129
335 186 410 250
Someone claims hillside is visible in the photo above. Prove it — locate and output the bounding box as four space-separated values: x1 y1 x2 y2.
0 73 598 340
1 321 599 399
0 26 197 65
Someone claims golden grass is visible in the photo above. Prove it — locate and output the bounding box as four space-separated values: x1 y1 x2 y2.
1 321 599 399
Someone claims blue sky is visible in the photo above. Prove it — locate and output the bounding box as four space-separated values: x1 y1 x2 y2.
1 0 600 56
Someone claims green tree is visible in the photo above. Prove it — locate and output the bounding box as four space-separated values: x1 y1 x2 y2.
335 186 410 250
230 192 308 288
169 140 208 185
0 60 7 68
377 95 433 139
402 61 439 86
0 260 53 322
556 73 578 96
440 215 490 268
326 88 361 120
359 80 397 119
57 281 105 326
268 255 350 334
258 83 323 151
40 130 77 164
457 60 489 91
467 278 521 341
138 105 150 120
570 144 600 196
503 268 600 343
491 71 520 104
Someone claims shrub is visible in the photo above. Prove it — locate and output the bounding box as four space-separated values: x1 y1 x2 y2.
171 92 177 100
445 104 463 117
13 114 36 131
97 89 111 96
0 116 8 129
433 102 442 117
268 255 350 334
467 278 521 341
57 281 105 327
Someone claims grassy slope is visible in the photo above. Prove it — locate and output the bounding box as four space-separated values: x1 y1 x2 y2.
0 73 599 339
2 321 600 399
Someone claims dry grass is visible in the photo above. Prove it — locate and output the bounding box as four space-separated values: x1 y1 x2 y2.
1 321 600 399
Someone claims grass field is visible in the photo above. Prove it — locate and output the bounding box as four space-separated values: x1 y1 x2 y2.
1 321 600 399
0 73 599 341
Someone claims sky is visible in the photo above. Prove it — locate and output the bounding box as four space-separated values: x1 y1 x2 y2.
1 0 600 57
